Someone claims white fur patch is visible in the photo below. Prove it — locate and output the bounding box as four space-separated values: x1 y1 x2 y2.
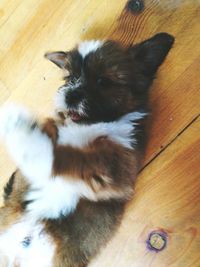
54 78 82 111
0 104 53 187
54 85 68 112
25 176 96 219
78 40 103 58
58 111 147 149
0 103 32 138
0 217 55 267
76 100 87 117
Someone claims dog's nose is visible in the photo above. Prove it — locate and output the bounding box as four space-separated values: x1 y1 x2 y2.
65 89 84 105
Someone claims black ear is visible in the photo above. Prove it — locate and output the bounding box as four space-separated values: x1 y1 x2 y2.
44 51 68 68
129 33 174 76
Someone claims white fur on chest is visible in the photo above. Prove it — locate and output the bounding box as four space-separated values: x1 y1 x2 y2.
0 218 55 267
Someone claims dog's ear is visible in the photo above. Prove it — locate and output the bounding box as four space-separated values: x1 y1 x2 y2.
44 51 69 69
128 33 174 76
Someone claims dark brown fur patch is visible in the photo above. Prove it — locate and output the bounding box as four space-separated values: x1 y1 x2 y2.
2 170 29 211
44 199 125 267
3 171 16 201
52 137 139 200
46 33 174 125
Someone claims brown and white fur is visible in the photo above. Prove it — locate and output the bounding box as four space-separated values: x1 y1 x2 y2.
0 33 174 267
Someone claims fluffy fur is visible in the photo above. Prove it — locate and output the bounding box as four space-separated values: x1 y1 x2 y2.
0 104 143 219
0 32 174 267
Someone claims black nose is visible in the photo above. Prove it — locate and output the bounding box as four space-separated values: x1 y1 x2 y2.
65 89 84 105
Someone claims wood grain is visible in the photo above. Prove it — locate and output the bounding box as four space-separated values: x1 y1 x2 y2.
90 117 200 267
0 0 199 266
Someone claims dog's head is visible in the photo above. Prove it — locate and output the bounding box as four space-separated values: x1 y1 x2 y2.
45 33 174 123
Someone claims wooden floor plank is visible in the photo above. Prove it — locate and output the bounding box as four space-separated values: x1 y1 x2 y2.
0 0 46 57
144 54 200 163
0 0 125 91
0 79 10 105
90 117 200 267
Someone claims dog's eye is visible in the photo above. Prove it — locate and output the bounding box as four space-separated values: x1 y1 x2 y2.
97 77 111 87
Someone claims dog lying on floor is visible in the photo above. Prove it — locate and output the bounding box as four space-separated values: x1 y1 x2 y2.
0 32 174 267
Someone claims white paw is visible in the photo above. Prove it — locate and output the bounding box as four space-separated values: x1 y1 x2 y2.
0 103 36 139
0 103 53 182
25 189 54 219
25 189 78 219
25 178 79 219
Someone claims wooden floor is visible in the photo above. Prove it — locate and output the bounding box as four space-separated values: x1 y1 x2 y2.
0 0 199 266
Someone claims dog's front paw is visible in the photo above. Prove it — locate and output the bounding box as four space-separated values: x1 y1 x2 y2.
25 182 77 220
0 103 36 139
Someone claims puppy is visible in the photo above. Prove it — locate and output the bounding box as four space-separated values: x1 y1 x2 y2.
0 33 174 267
